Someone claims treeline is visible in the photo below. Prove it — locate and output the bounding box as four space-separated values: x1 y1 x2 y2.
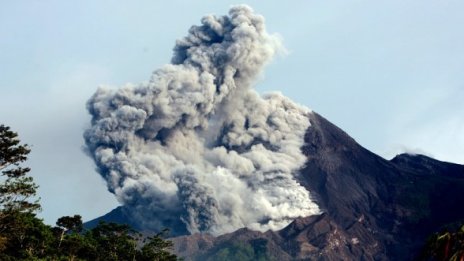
0 124 178 260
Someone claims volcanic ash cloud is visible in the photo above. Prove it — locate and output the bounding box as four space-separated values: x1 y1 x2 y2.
84 5 320 236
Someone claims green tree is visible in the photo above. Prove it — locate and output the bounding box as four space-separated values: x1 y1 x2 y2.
0 125 180 260
54 214 86 260
56 214 84 233
0 212 56 260
0 125 40 216
87 221 139 261
56 214 83 248
83 222 179 261
139 229 178 261
0 124 42 257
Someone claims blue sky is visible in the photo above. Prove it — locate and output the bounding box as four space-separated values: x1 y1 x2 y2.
1 0 463 225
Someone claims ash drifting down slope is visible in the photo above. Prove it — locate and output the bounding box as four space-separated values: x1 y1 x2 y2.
84 5 320 236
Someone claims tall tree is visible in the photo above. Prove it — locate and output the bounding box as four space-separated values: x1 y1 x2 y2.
88 222 139 261
139 229 178 261
0 125 180 260
0 124 41 255
56 214 84 248
0 124 40 216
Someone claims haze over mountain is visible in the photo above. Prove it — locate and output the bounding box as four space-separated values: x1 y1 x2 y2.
83 5 464 260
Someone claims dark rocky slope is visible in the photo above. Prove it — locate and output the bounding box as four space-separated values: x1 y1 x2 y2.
170 113 464 260
87 112 464 260
297 112 464 259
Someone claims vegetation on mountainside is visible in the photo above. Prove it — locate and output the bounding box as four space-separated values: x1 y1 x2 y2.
0 124 178 260
206 239 274 261
418 223 464 261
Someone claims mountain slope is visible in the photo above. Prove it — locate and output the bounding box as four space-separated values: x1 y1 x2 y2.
299 112 464 259
171 112 464 260
86 112 464 260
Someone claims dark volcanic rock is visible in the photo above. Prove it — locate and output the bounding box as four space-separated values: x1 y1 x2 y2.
299 113 464 260
170 113 464 260
86 112 464 260
84 206 131 229
391 153 464 178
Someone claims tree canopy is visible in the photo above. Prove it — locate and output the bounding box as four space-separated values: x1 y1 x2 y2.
0 124 179 260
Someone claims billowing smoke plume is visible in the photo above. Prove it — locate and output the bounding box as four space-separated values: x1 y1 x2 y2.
84 5 320 236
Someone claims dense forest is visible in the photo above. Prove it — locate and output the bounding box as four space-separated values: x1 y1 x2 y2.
0 124 178 260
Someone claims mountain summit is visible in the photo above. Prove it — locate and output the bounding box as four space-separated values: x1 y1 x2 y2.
82 5 464 260
87 112 464 260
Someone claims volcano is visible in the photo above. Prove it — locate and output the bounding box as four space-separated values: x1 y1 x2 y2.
86 112 464 260
83 5 464 260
